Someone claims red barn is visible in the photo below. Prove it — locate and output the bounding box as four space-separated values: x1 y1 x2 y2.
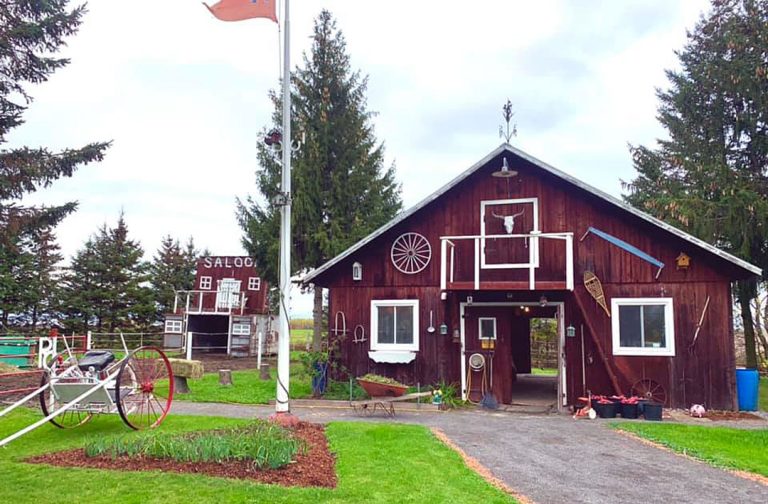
163 256 275 357
303 144 760 411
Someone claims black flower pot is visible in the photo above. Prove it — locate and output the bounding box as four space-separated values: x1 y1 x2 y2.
643 402 663 421
621 403 639 419
597 402 617 418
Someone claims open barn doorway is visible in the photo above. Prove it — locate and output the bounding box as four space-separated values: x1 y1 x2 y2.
510 315 559 410
461 302 565 411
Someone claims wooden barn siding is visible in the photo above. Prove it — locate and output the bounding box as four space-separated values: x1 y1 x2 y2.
319 153 740 408
194 258 269 315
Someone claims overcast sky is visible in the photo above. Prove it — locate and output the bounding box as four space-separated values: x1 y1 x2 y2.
15 0 710 316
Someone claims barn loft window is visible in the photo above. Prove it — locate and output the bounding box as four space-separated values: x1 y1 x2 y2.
165 319 183 334
370 299 419 352
352 262 362 281
611 298 675 356
478 317 497 340
200 276 212 290
248 277 261 291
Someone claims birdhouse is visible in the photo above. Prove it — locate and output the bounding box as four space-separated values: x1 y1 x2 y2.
676 252 691 270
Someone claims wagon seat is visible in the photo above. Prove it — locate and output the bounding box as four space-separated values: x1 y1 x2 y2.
77 350 116 372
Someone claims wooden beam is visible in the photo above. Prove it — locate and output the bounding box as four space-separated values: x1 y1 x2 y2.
572 287 623 396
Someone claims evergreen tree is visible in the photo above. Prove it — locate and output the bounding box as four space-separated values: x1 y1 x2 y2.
0 234 35 327
61 215 153 331
24 227 63 328
149 235 199 318
624 0 768 368
0 1 109 243
237 10 402 349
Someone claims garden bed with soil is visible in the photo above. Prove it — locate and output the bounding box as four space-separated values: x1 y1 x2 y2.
27 422 336 488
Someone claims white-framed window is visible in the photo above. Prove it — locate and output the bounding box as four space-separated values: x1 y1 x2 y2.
165 319 183 334
478 317 497 340
232 323 251 336
248 277 261 291
370 299 419 352
611 298 675 356
199 276 212 290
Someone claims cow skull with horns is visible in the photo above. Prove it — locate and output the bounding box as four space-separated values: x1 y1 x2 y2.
491 209 525 234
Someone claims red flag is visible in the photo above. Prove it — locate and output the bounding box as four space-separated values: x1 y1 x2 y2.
204 0 278 23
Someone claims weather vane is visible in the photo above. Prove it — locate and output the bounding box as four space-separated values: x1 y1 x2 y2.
499 99 518 143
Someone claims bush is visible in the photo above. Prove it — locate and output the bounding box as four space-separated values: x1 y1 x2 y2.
84 420 303 469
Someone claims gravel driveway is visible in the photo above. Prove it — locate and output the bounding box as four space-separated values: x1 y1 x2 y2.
172 402 768 503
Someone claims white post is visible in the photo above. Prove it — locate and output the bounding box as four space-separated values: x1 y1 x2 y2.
275 0 292 414
474 237 480 290
257 331 263 370
173 291 179 313
565 233 574 290
186 332 193 361
227 315 232 355
86 330 92 351
440 239 447 291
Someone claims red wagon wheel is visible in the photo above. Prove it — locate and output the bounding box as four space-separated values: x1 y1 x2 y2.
39 352 93 429
116 346 174 430
39 372 94 429
631 378 667 405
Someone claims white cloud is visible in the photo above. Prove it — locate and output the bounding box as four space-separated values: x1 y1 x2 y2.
11 0 710 316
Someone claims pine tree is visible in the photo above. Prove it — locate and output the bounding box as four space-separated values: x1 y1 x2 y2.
237 10 402 350
24 227 63 328
149 235 199 318
624 0 768 368
61 215 153 332
0 1 109 243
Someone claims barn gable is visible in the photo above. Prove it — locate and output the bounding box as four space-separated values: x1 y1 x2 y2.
304 143 760 285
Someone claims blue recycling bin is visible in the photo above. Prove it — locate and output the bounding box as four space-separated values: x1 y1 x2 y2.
735 368 759 411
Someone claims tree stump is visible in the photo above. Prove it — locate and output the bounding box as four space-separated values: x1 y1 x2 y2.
259 363 270 381
219 369 233 387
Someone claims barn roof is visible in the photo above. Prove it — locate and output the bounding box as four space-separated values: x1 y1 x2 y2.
302 143 762 283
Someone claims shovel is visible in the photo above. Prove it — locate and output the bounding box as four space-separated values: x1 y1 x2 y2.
428 310 435 333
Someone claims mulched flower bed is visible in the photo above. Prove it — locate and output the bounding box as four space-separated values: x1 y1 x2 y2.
704 410 763 421
27 422 336 488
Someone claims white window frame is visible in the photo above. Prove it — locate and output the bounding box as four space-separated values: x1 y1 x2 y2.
480 197 539 269
165 319 183 334
248 277 261 291
478 317 497 340
611 297 675 356
352 262 362 281
232 323 251 336
199 276 212 290
370 299 419 352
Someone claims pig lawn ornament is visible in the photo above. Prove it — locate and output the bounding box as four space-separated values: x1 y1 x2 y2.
491 209 525 234
689 404 706 418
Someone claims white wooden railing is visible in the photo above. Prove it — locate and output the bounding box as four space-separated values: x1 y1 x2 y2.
172 290 247 315
439 232 574 291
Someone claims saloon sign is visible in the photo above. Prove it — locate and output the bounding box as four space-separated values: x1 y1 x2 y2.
201 256 255 269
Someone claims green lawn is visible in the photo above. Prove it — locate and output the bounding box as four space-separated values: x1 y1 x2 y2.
530 368 557 376
156 366 313 404
760 377 767 412
613 422 768 476
0 409 513 503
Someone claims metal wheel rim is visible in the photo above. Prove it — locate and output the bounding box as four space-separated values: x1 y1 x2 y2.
39 371 93 429
116 346 174 430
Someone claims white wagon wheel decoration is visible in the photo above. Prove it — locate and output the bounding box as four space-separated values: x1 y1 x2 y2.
391 232 432 274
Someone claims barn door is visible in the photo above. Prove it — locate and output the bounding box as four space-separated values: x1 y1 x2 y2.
464 306 514 404
216 278 241 309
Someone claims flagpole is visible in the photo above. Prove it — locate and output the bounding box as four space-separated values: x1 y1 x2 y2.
275 0 292 415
